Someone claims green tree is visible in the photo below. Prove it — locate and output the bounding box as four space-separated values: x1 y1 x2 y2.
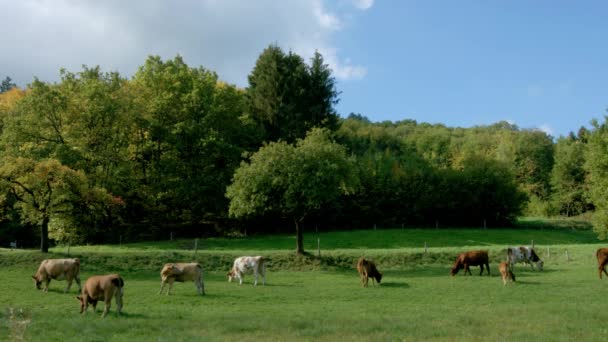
0 76 16 93
585 118 608 238
227 128 358 254
247 45 339 143
0 157 113 252
551 136 589 216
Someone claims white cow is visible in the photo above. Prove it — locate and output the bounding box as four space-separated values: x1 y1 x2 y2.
507 246 544 271
32 258 81 293
227 256 266 286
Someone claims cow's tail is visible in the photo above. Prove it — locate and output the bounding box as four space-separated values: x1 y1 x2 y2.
112 276 125 289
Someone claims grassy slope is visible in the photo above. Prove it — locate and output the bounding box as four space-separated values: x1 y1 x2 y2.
1 227 607 341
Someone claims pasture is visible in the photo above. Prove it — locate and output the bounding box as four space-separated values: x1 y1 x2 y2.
1 227 608 341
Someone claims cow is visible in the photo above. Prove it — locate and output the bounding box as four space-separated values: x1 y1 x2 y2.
76 274 124 318
499 261 516 285
597 248 608 279
227 256 266 286
507 246 544 271
32 258 81 293
356 257 382 287
450 250 490 276
159 262 205 295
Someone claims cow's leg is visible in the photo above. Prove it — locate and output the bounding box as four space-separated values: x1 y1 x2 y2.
167 279 174 295
115 288 123 315
195 277 203 295
600 264 608 279
159 279 167 295
65 279 72 293
44 279 50 292
92 299 98 313
486 263 491 276
238 272 243 285
464 264 471 276
102 299 111 318
479 264 484 276
261 264 266 286
75 275 81 292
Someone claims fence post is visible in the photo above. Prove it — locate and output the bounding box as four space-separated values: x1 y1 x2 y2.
317 238 321 257
565 250 570 262
531 240 534 249
546 247 550 258
119 235 122 246
374 224 377 231
170 232 173 241
483 219 486 229
194 238 199 258
67 243 70 257
435 220 439 229
424 241 427 254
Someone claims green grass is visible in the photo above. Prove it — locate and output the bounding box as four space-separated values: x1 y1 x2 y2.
1 227 608 341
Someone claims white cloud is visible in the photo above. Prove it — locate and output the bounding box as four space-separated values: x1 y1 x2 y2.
353 0 374 10
538 124 554 136
0 0 367 86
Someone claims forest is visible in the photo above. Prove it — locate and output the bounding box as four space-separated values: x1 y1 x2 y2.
1 45 607 253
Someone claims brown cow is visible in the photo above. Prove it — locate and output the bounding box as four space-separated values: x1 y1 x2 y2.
356 257 382 287
76 274 124 318
499 261 516 285
32 258 81 293
159 262 205 295
450 250 490 276
597 248 608 279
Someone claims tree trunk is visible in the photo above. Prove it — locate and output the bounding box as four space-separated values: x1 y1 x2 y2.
294 217 304 255
40 215 49 253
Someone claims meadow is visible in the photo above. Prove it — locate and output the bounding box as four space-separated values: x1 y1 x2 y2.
1 226 607 341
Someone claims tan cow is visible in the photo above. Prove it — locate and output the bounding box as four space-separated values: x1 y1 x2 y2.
32 258 81 293
76 274 124 318
499 261 516 285
357 257 382 287
597 248 608 279
159 263 205 295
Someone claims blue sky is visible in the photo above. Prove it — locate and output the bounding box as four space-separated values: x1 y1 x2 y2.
2 0 606 137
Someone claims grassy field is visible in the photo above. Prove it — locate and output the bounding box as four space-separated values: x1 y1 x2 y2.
1 227 607 341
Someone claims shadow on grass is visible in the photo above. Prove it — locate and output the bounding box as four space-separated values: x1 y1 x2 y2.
378 281 409 288
514 280 542 285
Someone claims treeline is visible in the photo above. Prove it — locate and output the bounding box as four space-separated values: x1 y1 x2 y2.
1 45 607 251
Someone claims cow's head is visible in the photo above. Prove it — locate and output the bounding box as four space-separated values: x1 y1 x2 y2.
227 269 236 282
76 296 85 313
374 272 383 284
450 263 462 276
31 275 42 290
536 260 544 271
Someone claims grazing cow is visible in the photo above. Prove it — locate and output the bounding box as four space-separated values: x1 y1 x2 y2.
227 256 266 286
76 274 124 318
450 250 490 276
499 261 516 285
356 257 382 287
159 262 205 295
507 246 544 271
32 258 81 293
597 248 608 279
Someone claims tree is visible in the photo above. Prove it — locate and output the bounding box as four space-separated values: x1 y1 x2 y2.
551 136 589 216
585 117 608 239
247 45 340 143
0 157 112 252
0 76 16 93
227 128 358 254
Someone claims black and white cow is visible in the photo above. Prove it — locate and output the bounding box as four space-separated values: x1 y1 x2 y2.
507 246 544 271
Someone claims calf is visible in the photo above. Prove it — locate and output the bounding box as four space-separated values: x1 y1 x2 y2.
76 274 124 318
507 246 544 271
32 258 81 293
227 256 266 286
450 250 490 276
597 248 608 279
159 262 205 295
356 257 382 287
499 261 516 285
